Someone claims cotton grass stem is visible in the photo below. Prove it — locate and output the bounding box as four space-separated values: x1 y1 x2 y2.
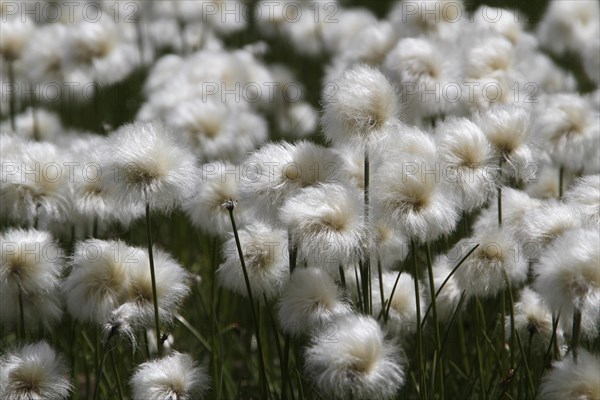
497 156 504 226
17 281 25 341
571 308 582 361
145 202 163 357
411 240 425 399
8 60 16 131
92 338 111 400
226 204 268 397
558 166 565 199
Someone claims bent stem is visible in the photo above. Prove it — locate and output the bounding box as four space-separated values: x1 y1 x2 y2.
226 206 268 397
145 202 162 357
17 281 25 341
571 308 582 362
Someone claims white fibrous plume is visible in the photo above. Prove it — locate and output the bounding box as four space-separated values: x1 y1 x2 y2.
533 228 600 340
563 174 600 228
0 341 72 400
280 183 366 269
304 313 405 400
322 64 399 147
0 228 64 329
277 267 352 337
538 349 600 400
370 221 409 270
426 257 466 322
101 121 200 212
130 352 210 400
217 221 288 301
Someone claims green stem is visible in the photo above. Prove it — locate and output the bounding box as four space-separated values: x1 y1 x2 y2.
109 350 124 400
226 207 268 397
571 308 582 362
412 240 425 399
288 229 297 274
498 156 504 226
16 281 25 341
92 339 111 400
558 166 564 199
377 257 385 314
474 297 487 400
145 202 162 357
338 264 346 290
8 59 16 131
363 147 371 315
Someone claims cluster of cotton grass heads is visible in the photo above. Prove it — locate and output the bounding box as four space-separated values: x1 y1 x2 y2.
1 0 600 399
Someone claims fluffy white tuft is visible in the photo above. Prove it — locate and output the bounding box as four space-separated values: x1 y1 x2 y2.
538 350 600 400
304 313 405 400
0 341 72 400
217 221 288 300
277 267 352 337
564 174 600 228
130 352 210 400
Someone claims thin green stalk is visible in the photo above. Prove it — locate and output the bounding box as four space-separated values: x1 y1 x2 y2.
226 205 268 397
425 242 443 399
474 297 487 400
17 281 25 341
8 59 16 131
514 334 535 398
338 264 346 290
92 339 111 400
363 147 371 315
411 240 425 399
109 350 124 400
384 270 403 323
571 308 582 361
503 272 516 369
558 166 564 199
264 295 285 399
288 229 297 274
145 203 162 357
377 257 385 313
353 264 363 311
498 156 504 226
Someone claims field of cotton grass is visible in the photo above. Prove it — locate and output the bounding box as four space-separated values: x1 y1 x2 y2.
1 0 599 399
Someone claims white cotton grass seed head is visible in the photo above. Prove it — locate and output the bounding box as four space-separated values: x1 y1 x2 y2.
372 272 423 338
532 93 600 173
322 64 399 147
277 267 352 338
1 140 72 227
371 221 409 270
183 162 247 237
239 141 344 226
372 155 459 244
280 183 366 269
515 201 582 255
507 287 563 355
102 121 199 212
126 247 191 327
217 221 288 301
0 228 64 328
436 117 496 211
533 228 600 340
63 239 142 325
304 313 405 400
564 174 600 228
538 349 600 400
130 352 210 400
452 228 528 299
165 99 267 163
476 105 537 183
525 163 563 200
473 187 542 236
0 341 71 400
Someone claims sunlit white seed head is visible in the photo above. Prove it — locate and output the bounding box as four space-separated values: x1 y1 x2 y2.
536 0 600 55
532 94 599 172
280 183 366 268
217 221 288 301
473 6 531 46
183 162 247 237
508 287 563 355
102 121 200 212
515 201 582 254
533 228 600 340
130 352 210 400
525 163 563 200
583 36 600 85
372 272 423 337
337 21 398 66
425 257 465 322
277 267 352 338
466 36 515 80
165 99 267 163
1 140 72 226
371 222 409 270
388 0 465 39
21 23 68 84
0 16 34 61
473 187 542 235
453 228 528 299
476 105 537 182
126 247 191 327
304 313 405 400
276 101 318 138
0 108 62 142
0 341 72 400
63 239 141 325
239 141 344 226
0 228 64 328
564 174 600 228
372 152 459 243
436 117 496 211
538 349 600 400
322 64 399 146
321 8 378 54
